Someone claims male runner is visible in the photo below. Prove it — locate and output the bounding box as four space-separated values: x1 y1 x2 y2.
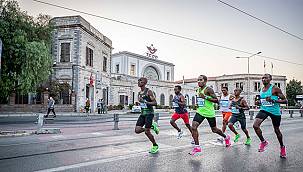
190 75 231 156
135 77 160 154
170 85 193 139
219 86 233 133
253 74 287 158
228 88 251 145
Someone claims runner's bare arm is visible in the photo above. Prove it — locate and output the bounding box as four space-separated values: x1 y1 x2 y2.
273 87 288 104
179 95 186 106
240 99 250 110
147 90 157 106
206 88 219 103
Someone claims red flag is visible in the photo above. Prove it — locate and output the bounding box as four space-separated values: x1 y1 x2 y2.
89 73 94 86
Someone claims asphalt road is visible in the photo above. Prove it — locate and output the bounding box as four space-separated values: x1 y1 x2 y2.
0 115 303 172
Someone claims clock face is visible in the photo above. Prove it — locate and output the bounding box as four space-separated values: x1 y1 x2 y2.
143 66 159 80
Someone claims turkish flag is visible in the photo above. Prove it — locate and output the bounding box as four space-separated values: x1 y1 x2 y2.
90 73 94 86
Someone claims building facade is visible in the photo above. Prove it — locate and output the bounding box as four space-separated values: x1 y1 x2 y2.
51 16 112 112
110 51 182 107
176 74 287 107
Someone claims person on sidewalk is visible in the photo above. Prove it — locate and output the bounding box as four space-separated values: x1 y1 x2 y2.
45 96 56 118
135 77 159 154
228 88 251 145
190 75 231 156
253 74 288 158
97 99 102 114
170 85 193 139
100 99 105 114
85 98 90 113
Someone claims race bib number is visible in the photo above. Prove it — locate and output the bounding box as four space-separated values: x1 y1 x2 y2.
172 102 179 108
140 103 147 109
260 99 273 107
197 97 205 107
231 106 240 114
220 100 229 108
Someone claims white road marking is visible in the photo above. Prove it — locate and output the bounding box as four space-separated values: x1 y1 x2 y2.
34 139 220 172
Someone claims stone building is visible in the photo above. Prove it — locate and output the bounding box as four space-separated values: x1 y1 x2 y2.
51 16 112 112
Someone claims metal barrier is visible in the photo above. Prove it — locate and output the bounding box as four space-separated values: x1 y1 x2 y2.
109 109 303 130
113 113 119 130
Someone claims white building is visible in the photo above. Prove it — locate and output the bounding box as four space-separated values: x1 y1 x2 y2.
175 74 287 107
110 51 183 107
51 16 112 112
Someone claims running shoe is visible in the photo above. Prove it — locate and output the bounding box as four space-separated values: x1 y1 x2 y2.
189 146 202 156
245 138 252 145
234 134 240 143
149 145 159 154
258 141 268 152
191 140 195 145
152 122 159 135
225 134 231 147
280 146 286 158
177 131 183 139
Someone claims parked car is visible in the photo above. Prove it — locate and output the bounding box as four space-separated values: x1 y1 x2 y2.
131 105 141 113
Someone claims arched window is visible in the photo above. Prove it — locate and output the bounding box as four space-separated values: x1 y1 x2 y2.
184 94 189 106
143 66 159 80
169 95 174 107
160 93 165 106
192 96 196 105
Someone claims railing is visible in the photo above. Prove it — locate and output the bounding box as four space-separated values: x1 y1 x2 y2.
111 109 303 130
34 109 303 131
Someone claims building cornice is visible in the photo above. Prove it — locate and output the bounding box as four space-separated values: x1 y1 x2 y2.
112 51 175 66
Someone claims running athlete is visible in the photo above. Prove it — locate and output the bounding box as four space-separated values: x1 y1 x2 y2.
135 77 160 154
253 74 287 158
219 86 233 133
190 75 231 156
228 88 251 145
170 85 193 139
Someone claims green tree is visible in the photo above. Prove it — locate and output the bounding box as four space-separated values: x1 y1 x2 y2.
0 0 53 102
286 79 303 106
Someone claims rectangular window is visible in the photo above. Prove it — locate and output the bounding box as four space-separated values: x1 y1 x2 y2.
167 72 170 81
254 82 261 92
221 83 228 89
86 47 93 67
115 64 119 73
60 43 70 62
130 64 135 76
275 83 281 88
236 82 244 90
103 56 107 72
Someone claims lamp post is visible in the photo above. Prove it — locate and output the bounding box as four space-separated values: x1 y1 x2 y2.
236 51 262 107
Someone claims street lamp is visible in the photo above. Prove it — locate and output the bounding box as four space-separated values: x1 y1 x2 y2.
236 51 262 107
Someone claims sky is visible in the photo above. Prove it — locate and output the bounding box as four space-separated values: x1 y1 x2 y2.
18 0 303 82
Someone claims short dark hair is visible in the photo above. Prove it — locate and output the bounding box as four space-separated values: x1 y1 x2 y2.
264 73 272 80
199 75 207 81
175 85 182 90
221 86 228 91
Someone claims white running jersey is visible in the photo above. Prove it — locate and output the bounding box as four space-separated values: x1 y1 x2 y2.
219 94 231 112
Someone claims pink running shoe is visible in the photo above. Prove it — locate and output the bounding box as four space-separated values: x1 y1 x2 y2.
280 146 286 158
258 141 269 152
189 146 202 156
224 134 231 147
